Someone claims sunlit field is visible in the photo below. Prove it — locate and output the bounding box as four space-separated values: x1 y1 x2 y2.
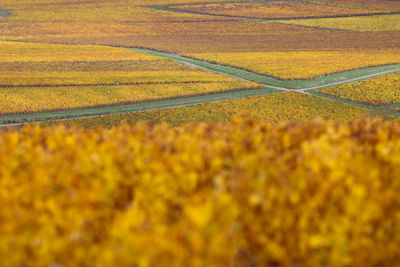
1 0 400 266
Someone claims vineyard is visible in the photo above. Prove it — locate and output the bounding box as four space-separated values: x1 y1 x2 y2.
170 1 400 19
278 14 400 31
0 41 261 114
41 92 382 128
186 50 400 79
0 82 261 115
1 0 400 265
2 119 400 266
0 0 398 119
318 72 400 106
1 0 399 54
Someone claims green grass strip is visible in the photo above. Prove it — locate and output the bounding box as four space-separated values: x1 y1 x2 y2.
0 88 280 124
1 44 399 123
132 48 400 90
0 10 10 18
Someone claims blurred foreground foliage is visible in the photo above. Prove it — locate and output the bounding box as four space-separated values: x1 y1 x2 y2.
1 118 400 266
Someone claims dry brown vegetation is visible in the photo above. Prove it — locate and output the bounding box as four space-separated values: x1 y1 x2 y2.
1 0 399 54
170 1 400 20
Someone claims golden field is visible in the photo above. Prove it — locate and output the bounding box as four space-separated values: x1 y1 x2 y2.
0 41 157 62
187 50 400 79
0 82 260 115
40 92 383 128
0 41 260 113
1 118 400 266
0 0 400 266
0 71 244 86
318 72 400 106
278 14 400 31
1 0 399 54
171 1 398 19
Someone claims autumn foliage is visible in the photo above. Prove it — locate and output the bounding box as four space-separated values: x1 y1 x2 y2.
171 1 400 20
186 51 400 79
1 118 400 266
318 72 400 105
0 41 260 114
40 92 379 128
279 14 400 31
